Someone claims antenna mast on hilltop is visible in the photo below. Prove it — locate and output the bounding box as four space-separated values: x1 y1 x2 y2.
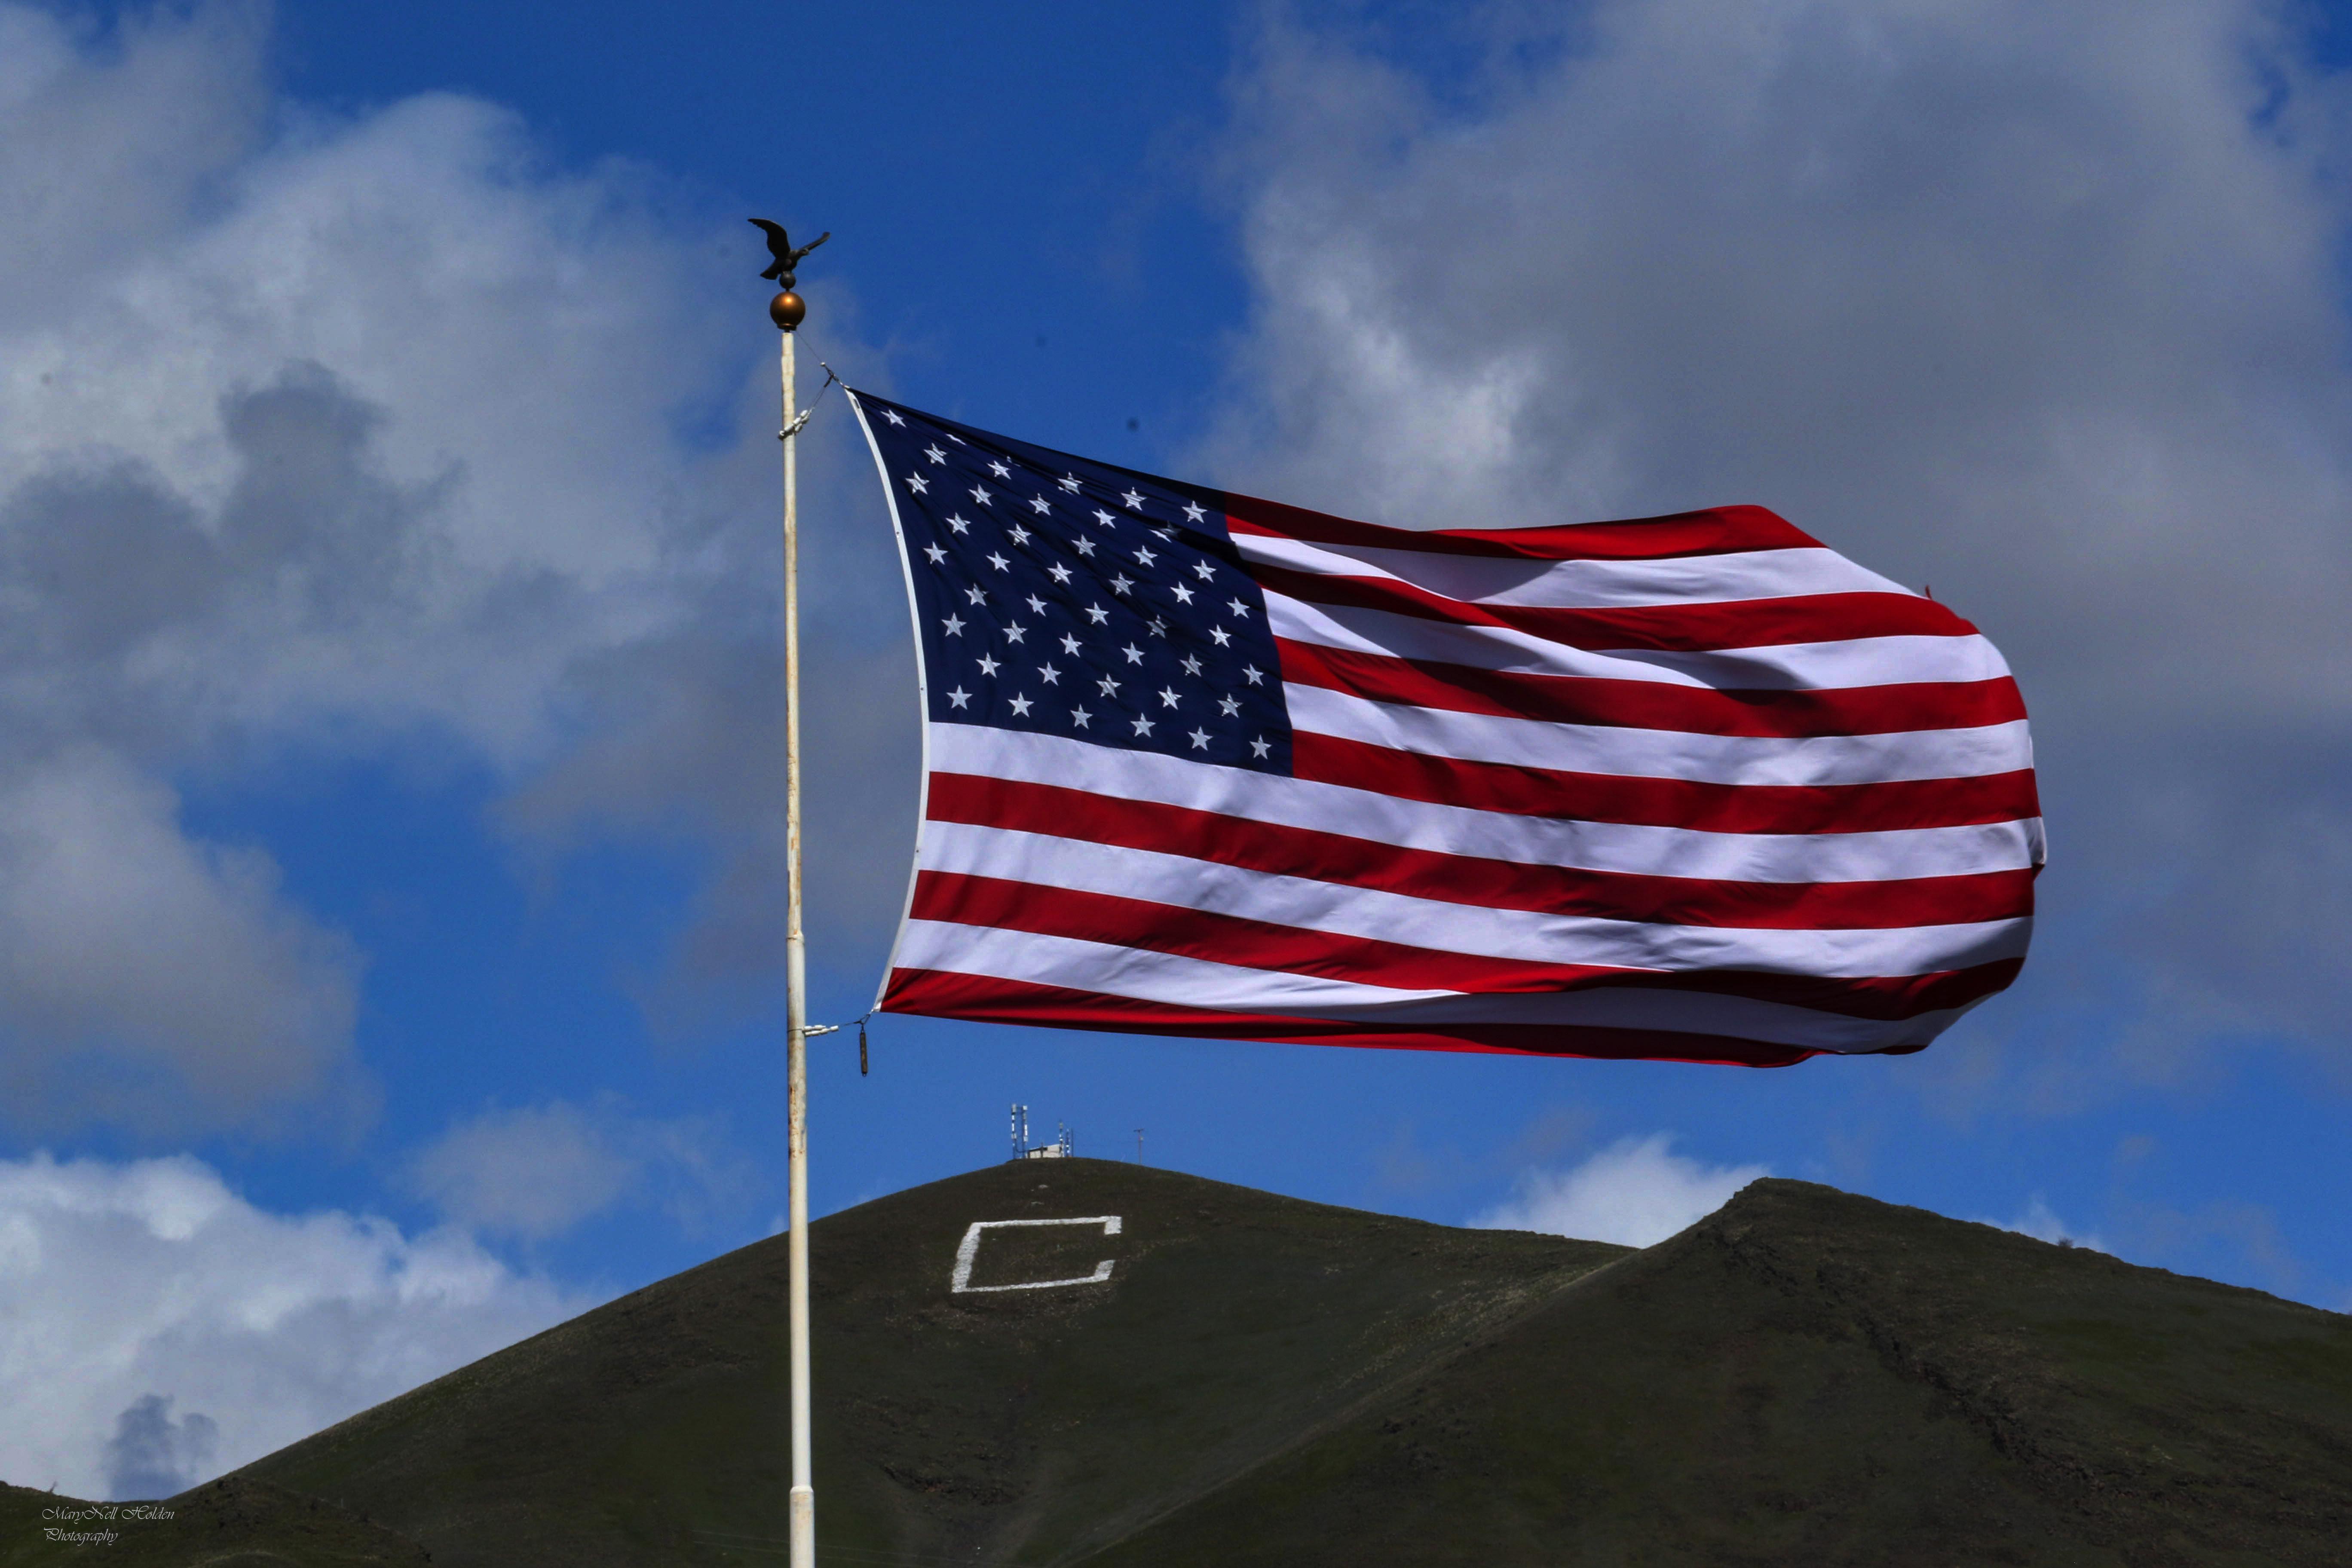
755 214 830 1568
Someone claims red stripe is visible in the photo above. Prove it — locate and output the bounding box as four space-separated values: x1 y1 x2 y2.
916 870 1640 993
1288 734 2044 836
881 968 1831 1066
1254 564 1974 653
1276 638 2027 738
1223 496 1819 563
926 774 2037 928
912 871 2025 1020
1547 957 2023 1020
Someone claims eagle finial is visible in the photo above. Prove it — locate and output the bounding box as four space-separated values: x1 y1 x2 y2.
749 219 830 291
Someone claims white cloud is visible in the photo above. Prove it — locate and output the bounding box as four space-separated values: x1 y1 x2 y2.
1989 1194 2107 1253
0 750 359 1136
406 1102 637 1241
0 1152 594 1500
404 1097 755 1241
1474 1133 1767 1246
1210 0 2352 1063
0 3 908 1130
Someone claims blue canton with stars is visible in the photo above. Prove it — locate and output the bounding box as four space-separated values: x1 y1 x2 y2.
853 391 1294 775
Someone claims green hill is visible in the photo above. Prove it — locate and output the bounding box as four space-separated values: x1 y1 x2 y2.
6 1161 2349 1565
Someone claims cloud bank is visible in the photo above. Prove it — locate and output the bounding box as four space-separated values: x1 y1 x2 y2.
1212 0 2352 1072
0 1152 591 1499
0 2 909 1134
1476 1133 1768 1246
1991 1195 2107 1253
405 1097 755 1241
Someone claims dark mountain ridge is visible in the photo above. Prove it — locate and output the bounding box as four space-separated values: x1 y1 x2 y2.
5 1161 2347 1565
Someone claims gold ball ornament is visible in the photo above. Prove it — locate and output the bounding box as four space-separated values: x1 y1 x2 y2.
769 291 807 331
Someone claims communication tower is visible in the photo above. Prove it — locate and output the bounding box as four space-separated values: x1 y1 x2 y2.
1008 1110 1075 1159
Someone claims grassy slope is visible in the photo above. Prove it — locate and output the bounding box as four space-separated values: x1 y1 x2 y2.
1088 1179 2352 1568
242 1159 1622 1567
12 1165 2347 1566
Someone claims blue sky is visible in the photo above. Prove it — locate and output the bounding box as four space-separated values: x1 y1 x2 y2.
4 0 2352 1499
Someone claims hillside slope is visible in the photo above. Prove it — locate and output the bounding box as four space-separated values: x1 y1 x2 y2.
1090 1177 2352 1567
242 1158 1623 1566
6 1161 2347 1566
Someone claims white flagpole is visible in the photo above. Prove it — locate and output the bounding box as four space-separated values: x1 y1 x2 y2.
772 281 815 1568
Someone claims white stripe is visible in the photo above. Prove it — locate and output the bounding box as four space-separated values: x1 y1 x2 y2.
1266 592 2013 692
1237 534 1910 609
1285 685 2034 787
894 922 1965 1052
928 725 2046 883
921 821 2035 975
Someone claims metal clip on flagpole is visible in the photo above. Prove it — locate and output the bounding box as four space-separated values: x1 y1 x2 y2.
753 214 828 1568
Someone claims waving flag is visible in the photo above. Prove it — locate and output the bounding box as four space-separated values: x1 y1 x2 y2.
848 391 2041 1067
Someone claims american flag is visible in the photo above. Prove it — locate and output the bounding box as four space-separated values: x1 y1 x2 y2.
848 391 2041 1068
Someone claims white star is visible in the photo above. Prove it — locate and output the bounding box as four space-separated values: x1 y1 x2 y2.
1029 495 1051 514
1183 501 1206 523
1219 695 1240 716
1009 524 1032 545
1181 655 1203 676
1038 663 1061 685
1250 736 1271 759
1209 625 1232 646
1004 623 1028 644
1074 537 1097 557
904 473 929 494
1242 664 1264 685
1170 584 1195 605
1059 474 1083 493
1132 715 1155 736
1188 728 1210 750
977 654 1001 675
1025 594 1047 615
1093 508 1118 527
922 543 947 564
985 552 1011 572
1084 603 1110 624
946 514 972 534
925 445 947 464
882 408 906 426
1097 674 1121 697
1110 574 1134 595
1148 617 1168 637
1151 527 1174 541
970 484 993 506
1226 597 1249 616
1048 563 1074 584
965 584 986 605
946 686 971 709
1121 644 1145 665
1194 562 1216 580
1134 546 1158 566
1158 686 1181 709
942 615 965 637
945 432 965 444
989 459 1012 478
1059 633 1082 655
1008 693 1033 717
1121 488 1145 511
1071 707 1092 727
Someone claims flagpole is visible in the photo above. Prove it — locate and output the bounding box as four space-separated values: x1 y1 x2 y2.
771 279 815 1568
